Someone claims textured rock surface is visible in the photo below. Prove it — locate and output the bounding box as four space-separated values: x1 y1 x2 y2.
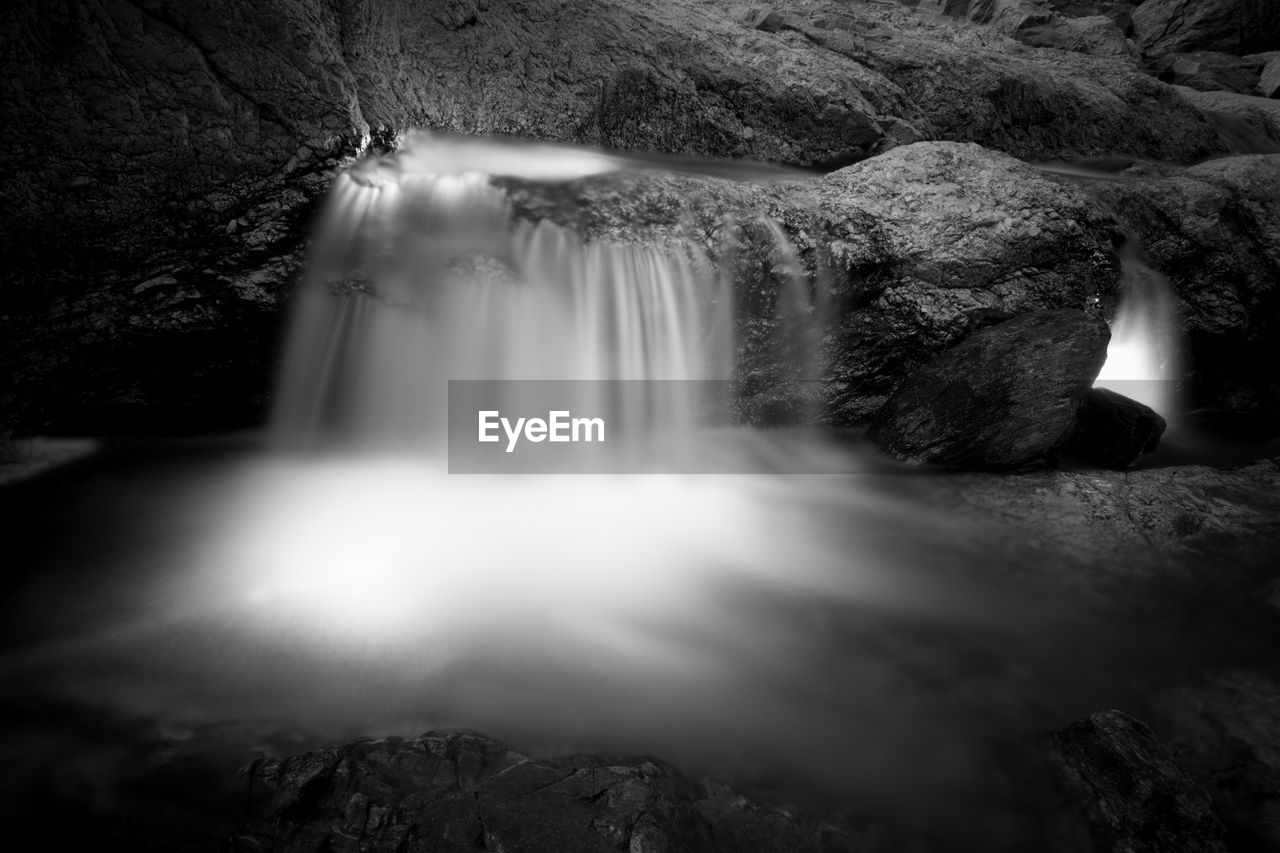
230 731 893 853
1153 51 1267 95
1261 55 1280 98
1096 154 1280 412
1048 710 1228 853
1065 387 1167 468
1176 86 1280 151
1157 671 1280 850
6 0 1273 436
759 0 1229 161
919 457 1280 597
865 310 1110 469
1016 14 1139 61
1133 0 1280 57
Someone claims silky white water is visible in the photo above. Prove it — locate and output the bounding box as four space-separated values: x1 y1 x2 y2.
0 134 1224 851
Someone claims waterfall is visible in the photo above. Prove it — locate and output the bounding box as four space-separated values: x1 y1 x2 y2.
271 134 736 456
1094 239 1182 418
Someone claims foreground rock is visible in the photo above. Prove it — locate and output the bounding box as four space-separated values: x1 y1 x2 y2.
865 310 1109 469
1156 671 1280 850
1065 387 1166 468
909 456 1280 598
1048 710 1228 853
231 731 893 853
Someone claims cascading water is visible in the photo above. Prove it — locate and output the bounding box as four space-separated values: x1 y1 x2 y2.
272 138 731 456
1094 239 1182 419
7 132 1249 853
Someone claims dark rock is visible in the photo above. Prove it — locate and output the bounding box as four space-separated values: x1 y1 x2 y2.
1095 154 1280 412
903 0 1054 34
1261 55 1280 97
865 309 1110 469
1016 14 1140 61
1066 387 1167 468
902 457 1280 598
1152 51 1266 96
1133 0 1280 57
1156 671 1280 851
231 730 894 853
1048 710 1229 853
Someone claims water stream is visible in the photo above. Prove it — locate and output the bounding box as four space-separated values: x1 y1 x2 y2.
1 133 1272 850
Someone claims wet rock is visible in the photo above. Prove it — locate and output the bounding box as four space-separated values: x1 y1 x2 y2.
1133 0 1280 57
231 730 894 853
508 141 1122 423
1048 710 1229 853
865 310 1110 469
1175 87 1280 152
1153 51 1266 96
793 1 1225 162
1261 55 1280 98
1015 14 1140 62
1 0 1263 436
901 456 1280 605
903 0 1054 35
1066 387 1167 468
1156 671 1280 851
1095 154 1280 412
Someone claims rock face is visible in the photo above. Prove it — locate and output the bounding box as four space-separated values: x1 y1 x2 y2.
1066 387 1167 468
231 731 891 853
1261 55 1280 98
1096 154 1280 412
865 310 1110 469
1133 0 1280 57
1153 51 1270 96
1157 671 1280 850
1016 14 1140 61
1 0 1277 436
1048 710 1229 853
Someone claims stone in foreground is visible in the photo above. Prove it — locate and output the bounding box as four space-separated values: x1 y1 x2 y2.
1066 387 1167 468
230 731 891 853
1049 710 1228 853
866 310 1109 469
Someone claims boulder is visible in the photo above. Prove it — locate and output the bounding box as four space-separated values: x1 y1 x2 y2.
1065 387 1166 468
1153 51 1266 96
507 141 1123 424
903 0 1054 35
1261 55 1280 98
1095 154 1280 411
1156 671 1280 850
1048 710 1229 853
1133 0 1280 57
865 309 1110 469
1016 14 1140 62
231 730 893 853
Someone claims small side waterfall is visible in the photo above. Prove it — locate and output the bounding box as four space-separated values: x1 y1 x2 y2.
1094 239 1182 418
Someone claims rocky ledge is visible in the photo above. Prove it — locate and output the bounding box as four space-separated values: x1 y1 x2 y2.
3 0 1280 435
